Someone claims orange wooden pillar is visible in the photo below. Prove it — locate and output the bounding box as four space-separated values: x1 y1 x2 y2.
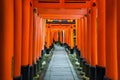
45 26 47 46
36 15 39 61
0 0 14 80
54 31 58 42
91 3 98 66
84 16 88 60
76 19 79 48
53 31 55 42
68 28 71 47
50 30 53 44
65 30 67 44
33 3 38 77
51 30 55 44
81 17 85 57
46 27 51 48
33 9 37 65
60 30 63 44
76 19 81 50
60 30 61 43
97 0 106 67
33 9 38 77
66 29 68 46
67 28 70 46
64 30 66 44
58 30 60 42
87 11 91 64
64 29 67 44
36 15 40 60
57 30 59 42
51 30 53 45
42 19 46 49
13 0 22 79
66 29 69 45
70 26 74 49
117 0 120 79
106 0 118 79
49 30 52 45
39 17 41 56
36 15 42 74
29 1 34 80
39 17 43 56
67 29 69 45
63 30 64 43
53 30 56 43
21 0 30 79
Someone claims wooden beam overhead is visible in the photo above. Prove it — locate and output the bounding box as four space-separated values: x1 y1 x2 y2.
40 14 83 19
49 25 71 30
38 1 91 9
38 9 87 15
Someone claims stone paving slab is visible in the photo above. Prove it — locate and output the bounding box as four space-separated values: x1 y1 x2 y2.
50 67 71 72
50 75 74 80
44 45 79 80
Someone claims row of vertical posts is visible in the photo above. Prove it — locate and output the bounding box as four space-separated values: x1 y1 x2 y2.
76 0 120 80
0 0 45 80
45 24 75 48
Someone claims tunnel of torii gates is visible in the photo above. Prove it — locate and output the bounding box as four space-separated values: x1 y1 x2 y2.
0 0 120 80
46 23 76 49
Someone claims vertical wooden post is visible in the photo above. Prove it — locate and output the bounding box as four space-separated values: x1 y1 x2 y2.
33 10 37 64
64 29 68 44
84 16 88 60
39 17 43 56
106 0 118 79
0 0 14 80
29 0 33 67
87 11 91 64
76 19 81 50
21 0 30 79
97 0 106 67
81 17 85 57
42 19 46 50
65 29 68 45
60 30 63 44
33 9 38 76
36 15 40 60
117 0 120 79
14 0 22 79
40 18 42 51
46 26 51 48
29 1 34 80
70 26 74 49
91 4 98 66
49 30 52 45
54 31 58 42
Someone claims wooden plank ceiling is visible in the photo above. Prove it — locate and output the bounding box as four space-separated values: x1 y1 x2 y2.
37 0 92 19
38 0 90 3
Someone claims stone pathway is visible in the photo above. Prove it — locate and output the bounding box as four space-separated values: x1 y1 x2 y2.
44 45 79 80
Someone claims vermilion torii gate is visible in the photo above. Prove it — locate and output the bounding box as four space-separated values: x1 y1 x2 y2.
0 0 120 80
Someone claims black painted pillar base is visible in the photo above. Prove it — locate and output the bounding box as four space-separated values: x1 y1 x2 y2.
37 60 40 73
82 60 86 72
89 66 96 80
46 48 50 54
96 65 105 80
80 57 83 67
33 63 37 76
13 75 22 80
85 63 90 77
21 65 30 80
104 76 111 80
70 49 73 54
30 65 34 80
